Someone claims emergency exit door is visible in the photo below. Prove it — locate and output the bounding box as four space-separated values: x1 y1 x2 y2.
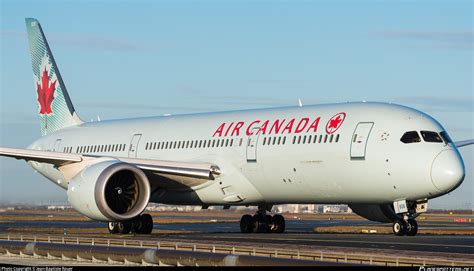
350 122 374 159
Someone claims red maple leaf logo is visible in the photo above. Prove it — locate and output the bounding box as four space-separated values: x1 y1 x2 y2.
36 68 57 115
326 112 346 134
328 116 342 129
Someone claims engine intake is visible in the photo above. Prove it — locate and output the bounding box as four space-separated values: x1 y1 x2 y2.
68 160 150 221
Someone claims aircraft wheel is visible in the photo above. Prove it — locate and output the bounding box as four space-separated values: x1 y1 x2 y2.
108 222 119 234
139 214 154 234
272 214 285 233
240 214 254 233
406 219 418 236
117 221 131 234
265 215 273 233
252 215 266 233
392 220 407 236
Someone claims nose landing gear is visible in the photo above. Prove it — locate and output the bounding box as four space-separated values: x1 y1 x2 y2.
391 200 423 236
239 205 286 233
392 218 418 236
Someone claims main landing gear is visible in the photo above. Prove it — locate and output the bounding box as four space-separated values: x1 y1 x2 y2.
108 213 154 234
240 206 286 233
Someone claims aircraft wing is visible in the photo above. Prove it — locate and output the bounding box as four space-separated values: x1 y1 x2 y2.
0 147 220 185
0 146 82 166
455 140 474 148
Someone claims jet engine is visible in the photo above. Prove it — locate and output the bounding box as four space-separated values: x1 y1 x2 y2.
348 204 399 223
67 160 150 221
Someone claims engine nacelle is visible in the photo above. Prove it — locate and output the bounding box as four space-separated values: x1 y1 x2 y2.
67 160 150 221
349 204 399 223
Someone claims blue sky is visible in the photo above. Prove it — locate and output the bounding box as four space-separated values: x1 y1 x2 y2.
0 0 472 209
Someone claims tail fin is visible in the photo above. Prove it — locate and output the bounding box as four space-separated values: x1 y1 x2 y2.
25 18 82 136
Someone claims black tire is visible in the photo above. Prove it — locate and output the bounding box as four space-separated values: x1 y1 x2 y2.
265 215 273 233
240 214 253 233
140 214 154 234
108 222 118 234
117 221 131 234
406 219 418 236
272 215 285 233
129 217 141 234
393 220 407 236
252 215 266 233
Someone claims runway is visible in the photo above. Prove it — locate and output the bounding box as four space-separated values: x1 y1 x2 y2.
0 210 472 264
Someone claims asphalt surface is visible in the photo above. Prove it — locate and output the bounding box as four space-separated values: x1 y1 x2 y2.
1 217 472 255
164 232 474 255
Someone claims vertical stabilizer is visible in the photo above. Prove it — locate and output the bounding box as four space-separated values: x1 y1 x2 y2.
25 18 83 136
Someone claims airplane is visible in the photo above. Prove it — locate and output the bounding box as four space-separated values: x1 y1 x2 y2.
1 18 472 236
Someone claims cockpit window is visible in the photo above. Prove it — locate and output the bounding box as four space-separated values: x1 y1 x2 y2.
420 131 443 143
400 131 421 144
439 131 453 145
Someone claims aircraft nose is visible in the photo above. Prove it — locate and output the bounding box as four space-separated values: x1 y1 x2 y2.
431 149 465 192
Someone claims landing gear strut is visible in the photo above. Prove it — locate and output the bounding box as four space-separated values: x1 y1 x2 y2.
392 201 421 236
108 213 154 234
240 206 285 234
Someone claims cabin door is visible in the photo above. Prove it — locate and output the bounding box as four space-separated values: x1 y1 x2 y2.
53 139 62 152
128 134 142 158
246 127 260 162
350 122 374 159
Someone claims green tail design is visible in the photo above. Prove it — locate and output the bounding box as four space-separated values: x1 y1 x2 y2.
25 18 83 136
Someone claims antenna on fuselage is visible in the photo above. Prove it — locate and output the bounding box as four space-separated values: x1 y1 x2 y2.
298 98 303 107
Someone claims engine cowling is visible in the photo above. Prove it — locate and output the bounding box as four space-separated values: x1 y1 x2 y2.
67 160 150 221
349 204 399 223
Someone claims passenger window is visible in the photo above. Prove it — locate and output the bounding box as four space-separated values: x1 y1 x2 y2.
421 131 443 143
324 134 328 143
318 135 322 143
263 138 266 145
283 136 286 145
293 136 296 144
335 134 340 143
329 134 334 143
400 131 421 144
278 137 281 145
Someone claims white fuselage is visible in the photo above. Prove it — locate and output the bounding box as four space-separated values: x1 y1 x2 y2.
28 102 465 206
